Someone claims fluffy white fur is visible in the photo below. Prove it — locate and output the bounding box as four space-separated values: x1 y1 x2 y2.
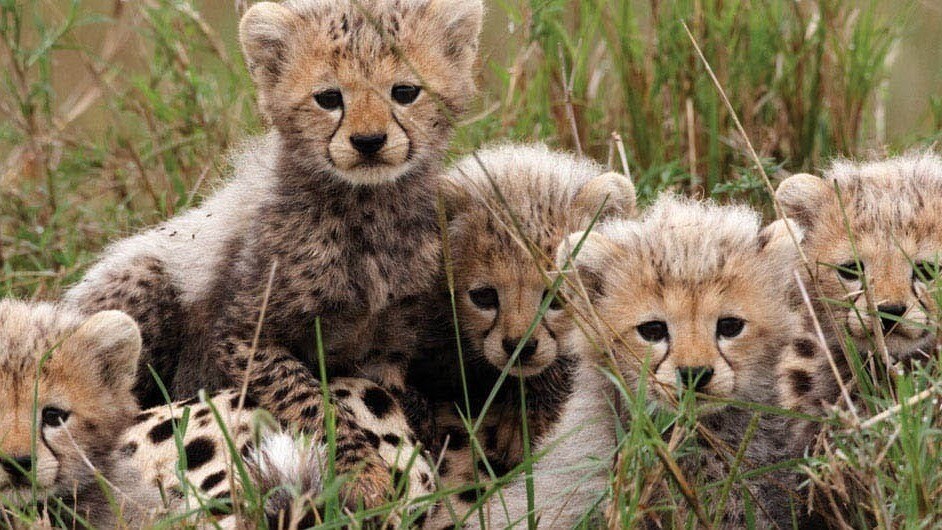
65 133 279 308
465 362 617 529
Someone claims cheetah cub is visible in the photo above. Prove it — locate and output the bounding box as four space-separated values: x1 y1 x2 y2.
412 144 634 527
471 196 811 529
775 153 942 420
0 300 434 528
65 0 483 508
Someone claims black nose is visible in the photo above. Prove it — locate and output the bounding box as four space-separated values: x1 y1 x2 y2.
1 455 32 478
676 366 714 391
350 133 387 155
878 304 907 334
502 338 539 362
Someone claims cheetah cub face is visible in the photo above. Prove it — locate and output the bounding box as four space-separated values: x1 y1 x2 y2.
445 145 635 377
0 300 139 500
561 196 803 410
240 0 483 186
777 153 942 364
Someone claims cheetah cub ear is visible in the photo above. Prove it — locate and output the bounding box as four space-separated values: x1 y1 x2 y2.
71 311 142 393
555 224 635 304
775 172 832 231
757 218 804 269
421 0 486 59
239 2 300 89
573 171 636 225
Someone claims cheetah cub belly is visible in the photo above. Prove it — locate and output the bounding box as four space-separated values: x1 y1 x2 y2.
411 144 635 528
0 301 434 528
65 0 485 510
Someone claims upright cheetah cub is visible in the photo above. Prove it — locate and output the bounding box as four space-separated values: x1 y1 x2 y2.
412 144 634 527
66 0 483 508
0 300 435 528
474 197 810 529
775 153 942 418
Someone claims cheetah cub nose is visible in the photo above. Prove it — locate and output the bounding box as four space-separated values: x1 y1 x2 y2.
877 304 907 335
1 455 33 480
676 366 714 391
350 133 387 156
503 338 539 362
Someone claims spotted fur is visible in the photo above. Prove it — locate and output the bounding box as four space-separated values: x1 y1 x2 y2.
0 300 434 528
65 0 483 509
775 153 942 421
410 144 635 528
531 196 811 528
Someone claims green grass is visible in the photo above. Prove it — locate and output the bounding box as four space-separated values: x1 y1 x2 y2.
2 0 942 528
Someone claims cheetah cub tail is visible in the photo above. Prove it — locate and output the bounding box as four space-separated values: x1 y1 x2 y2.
245 431 327 527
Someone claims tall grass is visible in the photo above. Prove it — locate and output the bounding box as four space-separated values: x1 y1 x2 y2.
0 0 932 298
2 0 941 529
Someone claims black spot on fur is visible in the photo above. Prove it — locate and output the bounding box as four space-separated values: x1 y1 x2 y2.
382 434 401 447
362 386 394 419
390 467 404 488
793 338 818 359
194 408 210 419
478 458 512 477
484 426 499 450
789 370 814 395
333 388 351 398
120 442 138 457
200 470 226 491
443 427 468 451
364 430 381 449
184 437 216 470
230 393 258 409
458 488 480 503
148 418 174 444
135 411 154 422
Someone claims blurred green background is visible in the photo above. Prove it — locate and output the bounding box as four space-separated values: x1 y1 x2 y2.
1 0 940 297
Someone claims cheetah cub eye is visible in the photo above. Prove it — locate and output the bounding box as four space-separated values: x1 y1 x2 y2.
469 287 499 310
637 320 668 342
913 260 940 282
313 89 343 111
391 84 421 105
41 406 71 427
716 317 745 339
837 260 864 281
542 289 564 311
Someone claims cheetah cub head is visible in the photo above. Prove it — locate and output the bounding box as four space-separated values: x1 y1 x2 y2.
561 196 804 411
240 0 483 186
444 144 635 377
777 153 942 365
0 300 139 501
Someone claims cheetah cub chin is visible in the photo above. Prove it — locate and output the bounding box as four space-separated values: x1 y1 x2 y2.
776 153 942 380
0 300 434 528
545 196 810 528
65 0 483 510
